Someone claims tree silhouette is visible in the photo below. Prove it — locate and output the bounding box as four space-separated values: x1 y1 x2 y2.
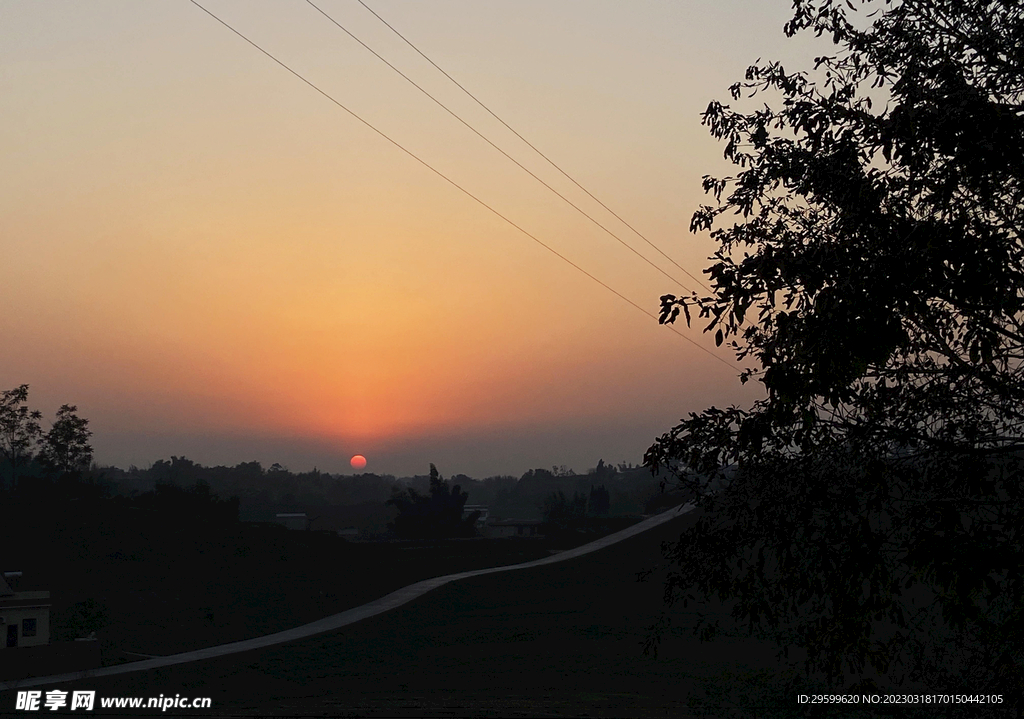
39 404 93 478
0 385 42 488
646 0 1024 699
386 464 479 539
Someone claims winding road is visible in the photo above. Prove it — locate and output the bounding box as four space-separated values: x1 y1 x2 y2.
1 503 693 691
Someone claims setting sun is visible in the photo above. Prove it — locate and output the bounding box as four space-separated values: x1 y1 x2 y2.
0 0 766 478
350 454 367 470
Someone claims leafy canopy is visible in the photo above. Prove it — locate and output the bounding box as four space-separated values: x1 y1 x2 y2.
0 385 43 485
646 0 1024 698
40 404 93 477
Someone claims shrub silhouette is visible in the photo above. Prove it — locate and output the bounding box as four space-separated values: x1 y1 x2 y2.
386 464 479 539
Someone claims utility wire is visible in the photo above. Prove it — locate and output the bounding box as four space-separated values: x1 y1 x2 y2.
356 0 712 295
188 0 735 371
306 0 693 295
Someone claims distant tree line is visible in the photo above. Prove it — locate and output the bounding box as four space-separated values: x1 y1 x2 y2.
1 384 671 539
0 385 239 544
96 455 663 527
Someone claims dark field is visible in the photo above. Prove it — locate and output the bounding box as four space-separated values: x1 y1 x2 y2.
29 525 605 663
2 510 878 718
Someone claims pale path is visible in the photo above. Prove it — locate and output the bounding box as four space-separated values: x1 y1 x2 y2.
1 504 694 691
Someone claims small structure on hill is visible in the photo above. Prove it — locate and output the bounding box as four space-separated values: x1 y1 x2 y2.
0 572 102 681
0 571 50 649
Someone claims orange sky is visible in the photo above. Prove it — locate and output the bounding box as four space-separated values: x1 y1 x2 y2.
0 1 828 476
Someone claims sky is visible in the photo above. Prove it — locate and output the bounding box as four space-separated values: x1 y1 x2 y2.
0 1 829 478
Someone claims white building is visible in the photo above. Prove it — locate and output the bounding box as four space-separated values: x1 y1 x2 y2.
0 572 50 649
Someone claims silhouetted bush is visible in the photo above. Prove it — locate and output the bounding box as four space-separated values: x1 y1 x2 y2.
386 464 479 539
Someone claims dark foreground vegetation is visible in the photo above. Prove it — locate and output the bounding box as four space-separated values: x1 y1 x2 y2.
646 0 1024 711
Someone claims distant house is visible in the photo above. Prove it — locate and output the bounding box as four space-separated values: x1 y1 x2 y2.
337 527 360 538
274 512 309 531
483 518 544 539
0 572 102 681
0 572 50 649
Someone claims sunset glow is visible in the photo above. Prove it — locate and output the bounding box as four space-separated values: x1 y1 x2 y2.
0 0 815 476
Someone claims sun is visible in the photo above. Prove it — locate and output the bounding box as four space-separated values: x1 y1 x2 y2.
350 454 367 470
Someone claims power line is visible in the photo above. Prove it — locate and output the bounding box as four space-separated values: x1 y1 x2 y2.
187 0 735 371
305 0 694 295
356 0 712 295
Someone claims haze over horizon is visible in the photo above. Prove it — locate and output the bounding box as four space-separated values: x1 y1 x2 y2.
1 1 829 478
